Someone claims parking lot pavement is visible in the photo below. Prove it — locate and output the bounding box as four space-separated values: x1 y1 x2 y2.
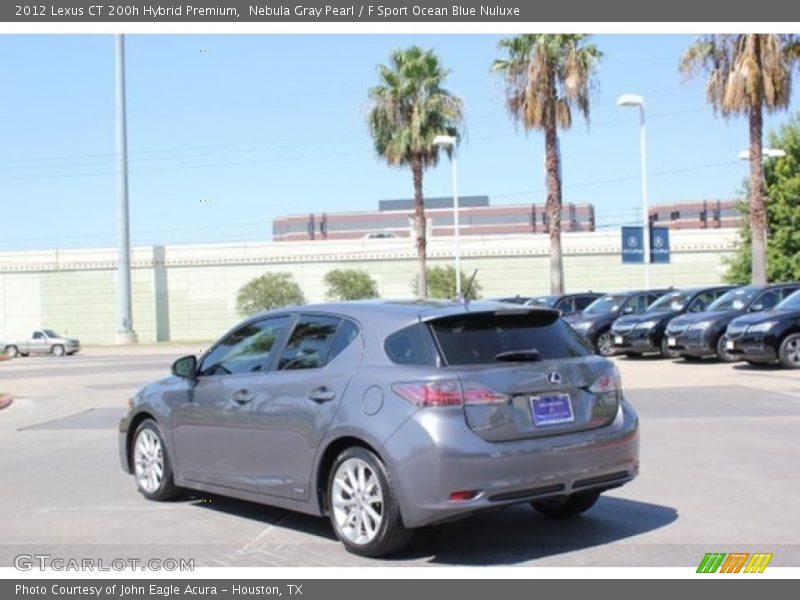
1 348 799 567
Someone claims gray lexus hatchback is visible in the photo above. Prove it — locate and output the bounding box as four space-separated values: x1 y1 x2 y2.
119 300 640 557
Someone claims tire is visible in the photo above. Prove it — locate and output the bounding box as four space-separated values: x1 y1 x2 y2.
327 447 412 557
778 333 800 369
51 344 65 357
660 337 680 359
131 420 180 501
715 335 738 363
532 491 601 518
4 345 19 358
594 330 615 357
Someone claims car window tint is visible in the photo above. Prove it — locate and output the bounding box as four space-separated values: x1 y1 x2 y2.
430 312 589 366
688 291 716 313
385 324 437 365
200 316 290 376
327 319 360 364
627 294 649 313
574 296 596 310
33 332 43 339
778 286 800 301
556 298 575 314
278 315 341 370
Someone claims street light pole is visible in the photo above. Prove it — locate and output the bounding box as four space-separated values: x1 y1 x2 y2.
618 94 650 289
433 135 461 298
115 34 137 344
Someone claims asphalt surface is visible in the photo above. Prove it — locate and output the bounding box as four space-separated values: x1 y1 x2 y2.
1 347 799 567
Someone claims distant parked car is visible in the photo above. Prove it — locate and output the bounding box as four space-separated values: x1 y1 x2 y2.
488 295 532 305
724 289 800 368
363 231 399 239
611 286 734 358
119 300 639 557
565 289 671 356
2 329 80 357
666 283 800 362
525 293 604 317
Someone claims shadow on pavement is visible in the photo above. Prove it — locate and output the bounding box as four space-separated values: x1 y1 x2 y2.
186 493 677 565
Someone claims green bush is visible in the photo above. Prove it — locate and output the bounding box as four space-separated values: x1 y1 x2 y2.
414 265 481 300
324 269 379 301
236 272 306 316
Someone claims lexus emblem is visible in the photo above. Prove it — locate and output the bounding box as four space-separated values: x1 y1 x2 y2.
546 371 562 386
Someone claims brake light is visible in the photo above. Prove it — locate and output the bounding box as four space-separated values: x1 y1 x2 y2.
589 366 622 419
392 380 507 407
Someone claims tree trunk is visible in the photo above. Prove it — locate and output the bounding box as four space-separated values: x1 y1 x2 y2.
544 122 564 294
412 155 427 299
749 105 767 285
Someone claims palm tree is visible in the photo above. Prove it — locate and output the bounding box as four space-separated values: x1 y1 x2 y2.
367 46 464 299
492 35 601 294
681 35 799 285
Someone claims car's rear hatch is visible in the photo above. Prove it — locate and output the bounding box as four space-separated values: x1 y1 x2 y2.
426 310 619 442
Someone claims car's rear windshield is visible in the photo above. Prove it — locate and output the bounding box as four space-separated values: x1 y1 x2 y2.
429 312 589 365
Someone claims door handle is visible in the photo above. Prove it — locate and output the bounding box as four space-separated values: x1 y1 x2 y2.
308 387 336 403
231 389 254 405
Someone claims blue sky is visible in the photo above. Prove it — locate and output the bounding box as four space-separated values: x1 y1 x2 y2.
0 33 797 250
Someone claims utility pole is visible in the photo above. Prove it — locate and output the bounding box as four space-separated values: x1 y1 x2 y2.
115 34 137 344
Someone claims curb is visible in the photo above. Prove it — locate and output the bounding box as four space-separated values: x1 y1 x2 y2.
0 394 12 411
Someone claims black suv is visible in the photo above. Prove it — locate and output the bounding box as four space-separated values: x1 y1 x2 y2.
611 286 734 358
724 289 800 368
565 289 670 356
666 283 800 362
525 293 604 317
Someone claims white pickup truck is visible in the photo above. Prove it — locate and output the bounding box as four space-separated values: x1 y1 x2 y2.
2 329 81 357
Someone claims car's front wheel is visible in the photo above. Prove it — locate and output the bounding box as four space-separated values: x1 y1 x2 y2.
715 335 738 363
778 333 800 369
532 491 600 518
132 420 179 501
328 447 412 557
594 330 615 357
660 337 680 359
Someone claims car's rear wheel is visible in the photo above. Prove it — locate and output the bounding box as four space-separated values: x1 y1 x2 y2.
328 447 412 557
4 345 19 358
51 344 65 357
660 337 680 359
132 420 179 501
532 491 601 518
594 330 615 357
778 334 800 369
715 335 738 363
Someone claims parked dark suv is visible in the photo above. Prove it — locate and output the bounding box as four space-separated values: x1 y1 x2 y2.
611 286 734 358
666 283 800 362
525 293 604 317
565 290 670 356
724 289 800 368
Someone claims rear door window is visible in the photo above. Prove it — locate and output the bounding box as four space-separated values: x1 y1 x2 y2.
430 312 589 366
278 315 342 370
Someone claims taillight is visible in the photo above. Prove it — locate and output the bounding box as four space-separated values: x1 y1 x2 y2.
589 365 622 420
392 380 507 407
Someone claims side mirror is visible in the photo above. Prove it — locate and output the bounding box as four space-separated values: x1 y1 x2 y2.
749 303 764 312
171 355 197 379
622 306 635 314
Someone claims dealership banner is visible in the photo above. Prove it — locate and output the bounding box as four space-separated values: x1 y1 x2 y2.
621 226 644 264
3 0 799 22
3 580 796 600
650 226 670 264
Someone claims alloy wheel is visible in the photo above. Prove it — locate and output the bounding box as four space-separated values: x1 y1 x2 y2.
331 457 384 545
134 429 164 494
596 332 614 356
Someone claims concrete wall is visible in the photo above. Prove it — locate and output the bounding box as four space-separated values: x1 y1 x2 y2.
0 229 738 344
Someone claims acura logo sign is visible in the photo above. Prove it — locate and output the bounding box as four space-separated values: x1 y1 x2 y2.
546 371 562 386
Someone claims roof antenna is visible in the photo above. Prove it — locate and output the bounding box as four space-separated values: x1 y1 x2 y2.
460 269 478 305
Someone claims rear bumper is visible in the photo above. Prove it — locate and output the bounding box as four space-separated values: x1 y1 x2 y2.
381 400 639 528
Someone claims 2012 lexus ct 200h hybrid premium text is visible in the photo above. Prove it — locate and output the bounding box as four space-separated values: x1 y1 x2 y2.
119 300 640 557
